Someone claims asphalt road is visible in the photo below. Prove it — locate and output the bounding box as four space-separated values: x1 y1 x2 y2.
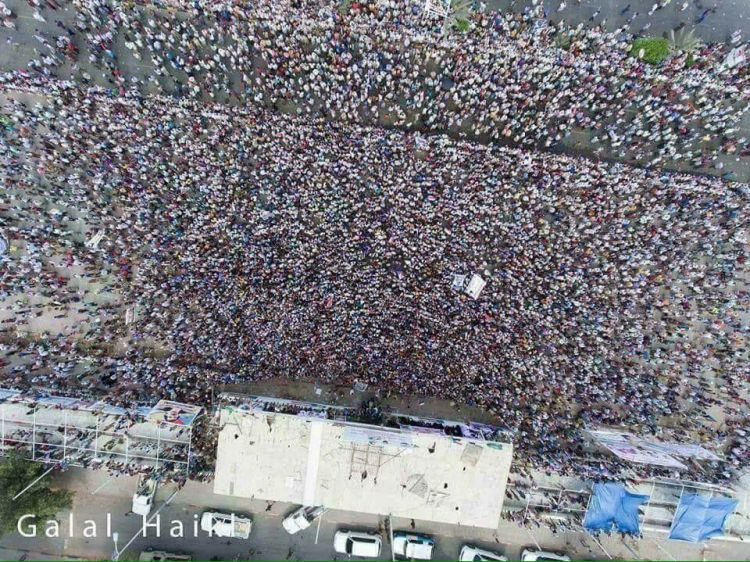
0 469 566 561
1 468 749 561
488 0 750 43
0 0 749 181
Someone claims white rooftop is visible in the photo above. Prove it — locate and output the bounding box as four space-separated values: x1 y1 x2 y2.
213 405 513 528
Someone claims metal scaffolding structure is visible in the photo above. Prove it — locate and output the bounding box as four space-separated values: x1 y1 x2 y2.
514 484 591 520
504 477 749 539
0 389 196 475
423 0 451 18
217 392 514 444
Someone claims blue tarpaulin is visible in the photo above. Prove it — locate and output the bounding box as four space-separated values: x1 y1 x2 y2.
668 494 738 542
583 483 649 534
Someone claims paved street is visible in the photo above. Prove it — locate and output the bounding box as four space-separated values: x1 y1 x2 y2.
489 0 750 44
493 0 750 182
1 467 749 561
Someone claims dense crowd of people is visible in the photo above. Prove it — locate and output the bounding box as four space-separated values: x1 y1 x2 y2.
1 71 747 479
0 0 748 481
2 0 749 172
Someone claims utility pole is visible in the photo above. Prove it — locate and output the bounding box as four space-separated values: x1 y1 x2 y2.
388 514 395 562
111 531 120 561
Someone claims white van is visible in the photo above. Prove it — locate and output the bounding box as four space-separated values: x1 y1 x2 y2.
200 511 253 539
282 506 326 534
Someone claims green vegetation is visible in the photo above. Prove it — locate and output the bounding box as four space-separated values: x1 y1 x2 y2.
454 18 471 33
630 37 670 65
445 0 474 33
0 454 74 537
553 33 573 50
338 0 353 16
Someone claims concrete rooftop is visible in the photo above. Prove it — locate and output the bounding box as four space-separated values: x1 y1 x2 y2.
213 406 513 528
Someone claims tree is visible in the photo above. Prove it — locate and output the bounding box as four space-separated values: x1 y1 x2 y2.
668 27 703 66
444 0 474 33
338 0 353 15
669 27 703 54
0 454 74 537
630 37 670 65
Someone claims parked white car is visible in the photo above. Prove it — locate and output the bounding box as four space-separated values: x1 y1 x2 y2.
200 511 253 539
393 532 435 560
520 549 571 562
459 544 508 561
282 505 326 534
333 529 382 558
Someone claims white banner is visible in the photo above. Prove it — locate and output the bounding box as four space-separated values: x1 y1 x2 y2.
588 430 687 469
641 441 721 461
